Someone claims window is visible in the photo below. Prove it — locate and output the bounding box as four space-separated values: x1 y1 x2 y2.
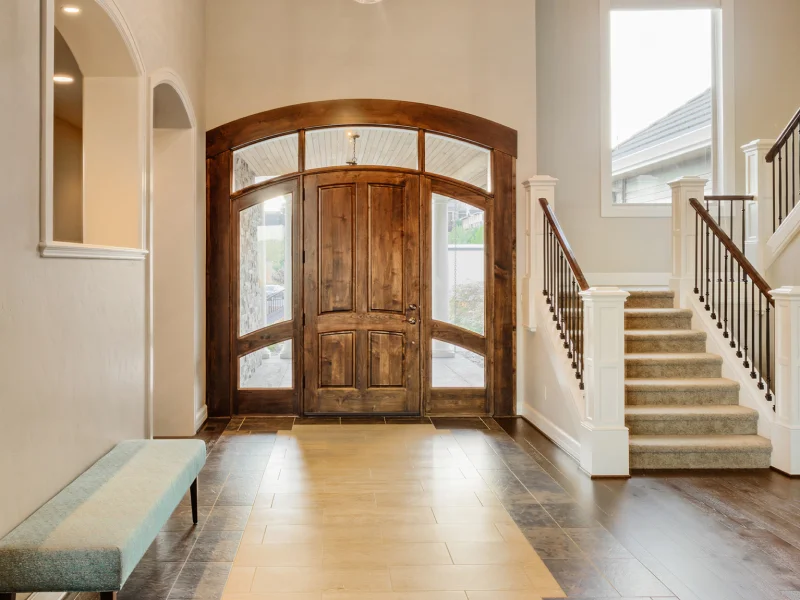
239 341 293 389
425 133 492 192
233 134 299 192
431 342 485 388
606 8 715 213
305 126 418 170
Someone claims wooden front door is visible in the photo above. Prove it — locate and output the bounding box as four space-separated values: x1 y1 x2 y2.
303 170 421 415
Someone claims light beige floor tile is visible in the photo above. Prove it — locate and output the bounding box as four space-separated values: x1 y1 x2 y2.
495 522 529 544
523 560 566 597
254 493 276 508
263 524 383 543
251 567 392 593
431 506 513 524
466 593 544 599
324 481 424 494
473 491 502 507
323 506 436 525
389 565 534 591
235 543 324 567
249 508 325 526
369 468 466 481
374 491 482 508
446 542 540 565
224 566 256 593
322 542 452 568
381 523 504 543
420 479 490 492
271 493 376 509
322 593 468 599
242 523 267 544
223 593 321 600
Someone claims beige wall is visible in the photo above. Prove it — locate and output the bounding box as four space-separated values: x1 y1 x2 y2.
536 0 800 275
53 117 83 242
0 0 205 538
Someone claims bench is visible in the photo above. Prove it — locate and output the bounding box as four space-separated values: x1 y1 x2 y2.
0 439 206 600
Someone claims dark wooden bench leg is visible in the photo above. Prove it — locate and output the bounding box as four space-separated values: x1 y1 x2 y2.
100 593 117 600
190 478 198 524
0 593 16 600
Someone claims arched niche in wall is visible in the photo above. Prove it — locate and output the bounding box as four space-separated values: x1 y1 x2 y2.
148 72 204 437
40 0 147 258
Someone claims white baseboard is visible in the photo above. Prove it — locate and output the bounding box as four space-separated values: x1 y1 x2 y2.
194 404 208 433
585 272 670 287
519 402 581 462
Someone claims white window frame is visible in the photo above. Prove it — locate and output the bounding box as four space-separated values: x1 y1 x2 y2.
600 0 735 218
39 0 148 260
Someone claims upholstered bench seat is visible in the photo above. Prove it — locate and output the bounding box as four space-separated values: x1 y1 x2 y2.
0 440 206 599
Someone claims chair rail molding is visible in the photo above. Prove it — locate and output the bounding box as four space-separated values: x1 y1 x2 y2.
522 176 558 332
770 286 800 475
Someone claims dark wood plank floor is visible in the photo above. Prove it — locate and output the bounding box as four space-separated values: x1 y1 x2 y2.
498 416 800 600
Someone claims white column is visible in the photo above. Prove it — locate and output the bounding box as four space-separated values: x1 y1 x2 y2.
521 176 558 332
578 287 630 477
668 176 708 305
742 139 776 271
431 194 454 357
770 286 800 475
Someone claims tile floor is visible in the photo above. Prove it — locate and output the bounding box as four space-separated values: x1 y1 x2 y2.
77 417 679 599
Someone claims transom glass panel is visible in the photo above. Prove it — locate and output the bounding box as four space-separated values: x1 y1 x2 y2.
425 133 492 191
233 133 299 192
305 126 418 170
239 193 292 336
431 193 485 335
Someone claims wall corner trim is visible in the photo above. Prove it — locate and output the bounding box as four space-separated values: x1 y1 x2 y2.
194 404 209 433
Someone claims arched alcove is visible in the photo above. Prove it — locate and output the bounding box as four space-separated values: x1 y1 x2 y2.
149 73 204 437
41 0 146 257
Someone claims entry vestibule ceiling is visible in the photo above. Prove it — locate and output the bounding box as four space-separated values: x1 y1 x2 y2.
235 126 491 190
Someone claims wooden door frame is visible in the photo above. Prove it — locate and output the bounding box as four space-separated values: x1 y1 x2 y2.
207 99 517 418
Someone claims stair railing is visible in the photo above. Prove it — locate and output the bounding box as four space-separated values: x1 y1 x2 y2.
539 197 589 389
765 107 800 231
690 197 775 405
703 195 754 255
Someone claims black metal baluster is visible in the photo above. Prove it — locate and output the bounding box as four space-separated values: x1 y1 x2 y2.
766 298 773 403
779 151 784 225
758 292 764 389
743 275 749 369
543 219 548 299
723 246 729 337
710 222 716 318
751 281 757 379
565 266 571 349
704 219 711 310
736 263 742 356
578 294 584 390
694 212 699 295
716 237 723 328
741 200 746 256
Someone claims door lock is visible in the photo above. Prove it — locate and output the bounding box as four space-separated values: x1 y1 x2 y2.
405 303 419 325
407 317 418 325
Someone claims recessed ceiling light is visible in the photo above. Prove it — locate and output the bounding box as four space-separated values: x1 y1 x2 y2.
353 0 383 4
61 5 81 14
53 74 74 84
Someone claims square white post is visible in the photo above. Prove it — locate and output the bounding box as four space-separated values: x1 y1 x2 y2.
668 176 708 305
579 287 630 477
770 286 800 475
742 139 776 271
522 176 558 331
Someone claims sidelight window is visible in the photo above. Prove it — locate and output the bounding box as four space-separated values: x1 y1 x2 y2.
239 193 293 336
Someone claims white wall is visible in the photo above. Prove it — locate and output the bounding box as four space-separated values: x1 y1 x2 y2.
0 0 205 538
536 0 800 276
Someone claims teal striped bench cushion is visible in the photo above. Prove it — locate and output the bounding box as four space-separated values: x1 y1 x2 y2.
0 440 206 593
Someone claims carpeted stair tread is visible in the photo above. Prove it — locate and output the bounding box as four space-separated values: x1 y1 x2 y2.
625 405 757 420
625 309 693 330
625 377 739 392
625 290 675 309
625 330 707 353
624 330 706 340
629 434 771 453
625 352 722 362
625 308 691 316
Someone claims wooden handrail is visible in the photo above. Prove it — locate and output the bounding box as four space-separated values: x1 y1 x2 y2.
766 106 800 163
539 198 589 291
704 195 754 201
689 198 774 305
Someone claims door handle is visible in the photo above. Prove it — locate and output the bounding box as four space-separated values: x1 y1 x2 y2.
405 304 418 325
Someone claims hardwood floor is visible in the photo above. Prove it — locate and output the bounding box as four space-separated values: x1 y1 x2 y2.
498 416 800 600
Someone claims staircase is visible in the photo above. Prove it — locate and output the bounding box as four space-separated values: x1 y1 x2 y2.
624 290 772 469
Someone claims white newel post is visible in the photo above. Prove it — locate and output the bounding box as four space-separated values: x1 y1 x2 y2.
579 287 630 477
742 140 776 271
668 176 708 304
770 287 800 475
521 176 558 331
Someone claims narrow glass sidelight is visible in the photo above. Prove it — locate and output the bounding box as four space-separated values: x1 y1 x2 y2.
232 133 299 192
431 341 485 388
305 126 418 170
431 193 485 335
425 133 492 191
239 340 293 389
239 193 293 336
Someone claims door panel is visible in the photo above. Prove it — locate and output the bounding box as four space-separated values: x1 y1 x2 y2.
304 171 421 415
